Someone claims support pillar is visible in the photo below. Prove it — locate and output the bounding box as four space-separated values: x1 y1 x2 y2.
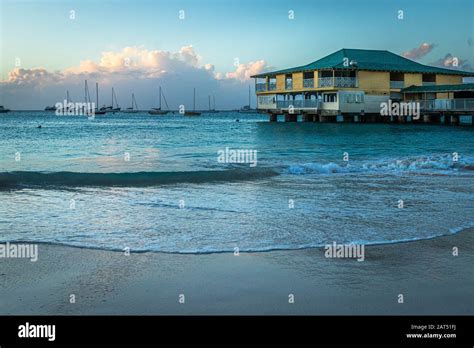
450 115 459 126
320 115 331 123
302 114 314 122
284 114 297 122
269 114 277 122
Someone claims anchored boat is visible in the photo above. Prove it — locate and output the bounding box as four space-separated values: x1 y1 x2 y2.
0 106 10 113
123 93 139 113
148 86 169 115
184 88 201 116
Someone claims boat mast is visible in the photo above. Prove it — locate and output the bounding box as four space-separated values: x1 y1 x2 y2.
159 86 162 110
67 90 70 104
213 95 215 111
208 95 211 111
132 93 138 110
96 83 99 110
193 88 196 111
112 88 114 108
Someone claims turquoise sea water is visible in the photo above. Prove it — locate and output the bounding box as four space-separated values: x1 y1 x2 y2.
0 112 473 253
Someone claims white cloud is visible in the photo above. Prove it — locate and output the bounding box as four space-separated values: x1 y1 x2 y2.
0 45 271 109
402 43 436 60
225 60 268 81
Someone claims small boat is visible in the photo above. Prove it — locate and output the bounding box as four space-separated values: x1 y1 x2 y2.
100 87 121 113
184 88 201 116
206 95 218 113
148 86 169 115
0 106 10 113
238 85 257 114
44 105 57 111
94 83 106 115
123 93 139 113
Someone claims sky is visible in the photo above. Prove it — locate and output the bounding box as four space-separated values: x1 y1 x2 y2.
0 0 473 109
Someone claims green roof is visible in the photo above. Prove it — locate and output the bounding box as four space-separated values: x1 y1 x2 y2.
251 48 474 78
402 83 474 93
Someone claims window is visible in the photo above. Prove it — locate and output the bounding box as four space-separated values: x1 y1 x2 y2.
422 74 436 82
285 74 293 90
390 72 404 81
258 96 275 105
324 93 337 103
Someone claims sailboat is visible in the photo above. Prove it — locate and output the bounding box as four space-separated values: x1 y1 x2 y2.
184 88 201 116
238 85 257 113
100 87 121 113
148 86 169 115
65 90 74 113
123 93 139 113
94 83 106 115
206 95 218 113
0 106 10 113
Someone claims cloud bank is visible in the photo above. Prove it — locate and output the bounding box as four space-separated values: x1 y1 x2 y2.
1 46 271 110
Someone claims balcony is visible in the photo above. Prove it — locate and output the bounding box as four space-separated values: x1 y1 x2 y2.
276 100 320 109
285 81 293 90
303 78 314 88
390 81 405 89
418 98 474 111
318 77 358 88
422 82 436 86
256 83 267 92
268 82 277 91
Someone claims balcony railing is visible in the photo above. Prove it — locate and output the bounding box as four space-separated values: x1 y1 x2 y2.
303 78 314 88
390 81 405 89
318 77 358 88
285 81 293 90
256 83 267 92
268 82 277 91
422 82 436 86
276 100 320 109
415 98 474 111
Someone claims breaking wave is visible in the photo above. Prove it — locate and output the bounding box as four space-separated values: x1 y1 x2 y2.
286 154 474 175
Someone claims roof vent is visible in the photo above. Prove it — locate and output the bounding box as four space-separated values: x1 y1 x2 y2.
349 60 358 67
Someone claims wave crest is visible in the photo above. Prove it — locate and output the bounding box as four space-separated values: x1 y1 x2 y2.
286 155 474 175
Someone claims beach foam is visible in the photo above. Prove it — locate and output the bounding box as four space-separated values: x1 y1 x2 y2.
286 154 474 175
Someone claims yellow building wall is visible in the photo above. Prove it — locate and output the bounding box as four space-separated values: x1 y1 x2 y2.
276 74 285 91
436 75 462 85
293 72 303 90
358 71 390 93
404 73 422 87
437 92 454 99
314 71 319 88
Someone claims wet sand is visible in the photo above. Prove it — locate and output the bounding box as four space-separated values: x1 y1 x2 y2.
0 228 473 315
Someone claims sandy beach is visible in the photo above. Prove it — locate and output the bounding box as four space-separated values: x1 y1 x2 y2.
1 228 472 315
